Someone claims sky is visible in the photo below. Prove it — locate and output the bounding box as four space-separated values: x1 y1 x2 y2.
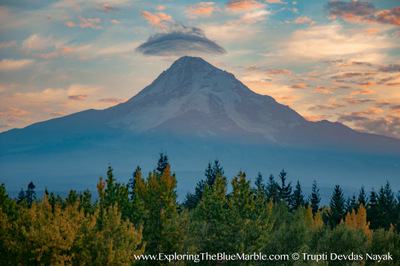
0 0 399 138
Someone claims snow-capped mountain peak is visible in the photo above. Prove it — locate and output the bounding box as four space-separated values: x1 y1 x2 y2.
110 56 305 140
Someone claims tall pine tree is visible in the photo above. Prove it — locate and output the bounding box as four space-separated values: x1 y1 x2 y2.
324 185 346 228
292 180 305 210
308 180 321 215
277 169 292 205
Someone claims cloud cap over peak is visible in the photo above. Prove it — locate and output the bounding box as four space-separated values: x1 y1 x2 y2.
136 22 226 56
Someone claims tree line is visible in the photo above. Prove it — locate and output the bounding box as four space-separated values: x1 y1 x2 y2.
1 153 399 265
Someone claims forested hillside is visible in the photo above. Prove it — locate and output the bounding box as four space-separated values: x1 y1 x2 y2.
1 154 399 265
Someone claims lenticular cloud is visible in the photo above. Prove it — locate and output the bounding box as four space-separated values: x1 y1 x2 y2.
136 23 226 56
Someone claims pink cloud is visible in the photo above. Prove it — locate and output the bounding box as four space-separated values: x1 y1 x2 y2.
140 11 172 28
79 16 102 30
293 17 312 23
64 21 76 27
327 1 400 27
186 2 220 18
111 19 121 24
226 1 265 11
265 0 287 4
96 4 115 12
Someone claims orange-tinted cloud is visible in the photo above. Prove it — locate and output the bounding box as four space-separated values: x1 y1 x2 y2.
290 83 308 89
386 82 400 86
266 0 287 4
303 114 329 121
378 64 400 73
265 69 292 77
364 28 382 34
111 19 121 24
156 6 165 11
293 17 312 23
79 16 102 30
0 107 29 116
96 4 115 13
309 104 345 111
359 81 375 87
0 59 34 71
68 95 87 101
140 11 173 28
361 89 374 94
64 21 76 27
186 2 220 18
226 1 265 11
333 72 363 78
326 1 400 27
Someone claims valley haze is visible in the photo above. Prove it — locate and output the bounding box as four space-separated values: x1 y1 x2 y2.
0 56 399 199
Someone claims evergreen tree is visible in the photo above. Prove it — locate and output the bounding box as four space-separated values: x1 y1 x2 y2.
156 152 169 175
265 174 279 202
104 166 117 208
292 180 305 210
183 160 224 210
277 169 292 204
346 194 357 213
134 165 182 254
308 180 321 215
254 172 265 193
376 181 397 230
324 185 346 228
17 189 26 205
227 171 273 253
25 181 36 208
129 166 140 201
357 186 368 208
195 171 229 254
367 189 380 230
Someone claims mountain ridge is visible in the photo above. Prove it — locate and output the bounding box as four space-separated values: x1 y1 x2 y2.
0 56 399 194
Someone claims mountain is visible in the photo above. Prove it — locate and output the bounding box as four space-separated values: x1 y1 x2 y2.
1 56 399 197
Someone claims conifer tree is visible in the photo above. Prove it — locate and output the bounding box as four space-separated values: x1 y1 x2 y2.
104 166 117 208
292 180 305 210
25 181 36 208
129 166 140 201
324 185 346 228
183 160 224 210
309 180 321 215
228 171 273 253
195 171 229 254
346 194 357 213
17 189 26 205
134 165 182 254
254 172 265 193
156 152 169 175
277 169 292 204
367 189 380 230
376 181 397 230
357 186 368 208
265 174 279 202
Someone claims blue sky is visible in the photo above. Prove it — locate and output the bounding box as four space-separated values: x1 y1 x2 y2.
0 0 399 138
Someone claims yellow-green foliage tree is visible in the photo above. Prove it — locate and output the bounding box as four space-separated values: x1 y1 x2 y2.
134 165 183 255
228 171 273 254
1 184 144 265
194 171 229 254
